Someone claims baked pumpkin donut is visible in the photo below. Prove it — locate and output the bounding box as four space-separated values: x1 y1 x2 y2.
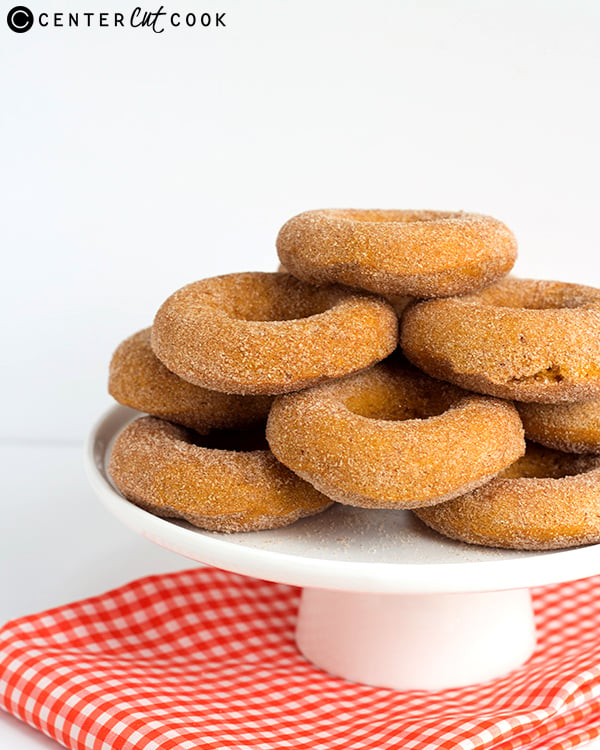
266 363 525 509
108 416 333 533
151 272 398 395
276 209 517 298
109 329 273 433
401 277 600 403
414 443 600 550
517 399 600 454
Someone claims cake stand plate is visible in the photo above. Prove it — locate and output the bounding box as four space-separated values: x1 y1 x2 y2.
86 406 600 690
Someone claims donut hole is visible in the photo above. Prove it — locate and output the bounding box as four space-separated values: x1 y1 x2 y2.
342 369 459 422
500 443 599 479
188 427 269 453
474 279 599 311
202 274 341 322
327 209 462 225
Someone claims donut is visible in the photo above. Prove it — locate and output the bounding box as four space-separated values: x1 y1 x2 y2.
266 363 525 509
401 277 600 403
414 443 600 550
109 329 273 433
151 272 398 395
276 209 517 298
108 416 333 533
517 399 600 454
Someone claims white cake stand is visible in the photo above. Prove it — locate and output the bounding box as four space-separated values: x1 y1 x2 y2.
86 405 600 691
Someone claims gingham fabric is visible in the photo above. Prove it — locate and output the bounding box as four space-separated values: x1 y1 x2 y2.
1 568 599 750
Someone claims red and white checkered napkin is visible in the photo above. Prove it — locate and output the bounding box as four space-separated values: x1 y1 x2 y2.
1 568 600 750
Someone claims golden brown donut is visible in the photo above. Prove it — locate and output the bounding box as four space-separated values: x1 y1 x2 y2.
108 416 333 533
151 272 398 395
266 363 525 509
109 329 273 433
517 399 600 454
401 277 600 403
414 443 600 550
276 209 517 298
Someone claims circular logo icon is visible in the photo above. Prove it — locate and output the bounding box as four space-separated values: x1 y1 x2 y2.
7 6 34 33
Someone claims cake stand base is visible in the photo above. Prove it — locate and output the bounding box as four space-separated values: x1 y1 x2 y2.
296 587 536 690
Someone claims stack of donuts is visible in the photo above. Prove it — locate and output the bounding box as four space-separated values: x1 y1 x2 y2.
108 209 600 550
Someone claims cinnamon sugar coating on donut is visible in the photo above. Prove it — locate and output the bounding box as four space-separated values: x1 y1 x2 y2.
276 209 517 298
151 272 398 395
401 277 600 403
266 363 525 509
414 443 600 550
108 416 333 533
109 329 273 433
518 399 600 454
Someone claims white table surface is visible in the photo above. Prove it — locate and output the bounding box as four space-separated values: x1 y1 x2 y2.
2 440 600 748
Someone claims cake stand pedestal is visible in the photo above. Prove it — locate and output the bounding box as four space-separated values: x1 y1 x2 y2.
86 406 600 691
296 587 535 690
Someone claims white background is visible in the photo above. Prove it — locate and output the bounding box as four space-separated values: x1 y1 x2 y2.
2 1 600 747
